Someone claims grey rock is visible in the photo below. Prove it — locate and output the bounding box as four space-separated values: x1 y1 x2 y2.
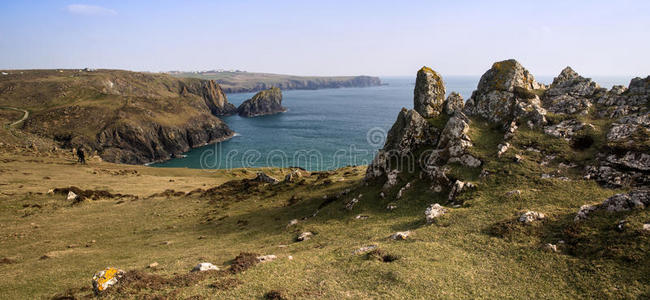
444 92 464 115
544 119 587 139
192 262 219 272
297 232 313 241
254 172 279 183
414 67 445 118
390 231 411 240
425 203 448 223
574 189 650 221
542 67 602 115
448 180 476 203
518 211 546 224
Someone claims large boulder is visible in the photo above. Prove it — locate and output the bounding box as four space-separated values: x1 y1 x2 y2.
92 267 125 294
443 92 464 115
237 87 286 117
414 67 446 118
542 67 603 115
464 59 546 127
366 109 437 180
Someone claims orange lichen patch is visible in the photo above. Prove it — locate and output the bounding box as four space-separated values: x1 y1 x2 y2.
93 267 124 293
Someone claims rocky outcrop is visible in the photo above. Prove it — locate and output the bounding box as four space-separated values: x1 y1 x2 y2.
365 108 438 180
574 189 649 221
443 92 464 115
428 112 481 168
414 67 445 118
596 76 649 118
237 87 286 117
181 80 237 116
464 59 546 127
542 67 603 115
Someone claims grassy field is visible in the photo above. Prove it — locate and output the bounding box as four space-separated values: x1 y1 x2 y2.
0 115 648 299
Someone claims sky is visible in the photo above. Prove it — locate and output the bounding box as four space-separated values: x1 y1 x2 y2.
1 0 649 77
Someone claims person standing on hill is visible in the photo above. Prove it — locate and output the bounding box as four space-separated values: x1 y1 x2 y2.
77 146 86 164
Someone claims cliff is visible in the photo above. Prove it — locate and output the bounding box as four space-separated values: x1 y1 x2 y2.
237 87 286 117
171 71 382 93
0 69 237 164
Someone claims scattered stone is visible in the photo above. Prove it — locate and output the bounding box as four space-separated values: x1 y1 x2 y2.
379 192 385 199
514 154 523 163
355 215 369 220
497 142 510 157
345 197 359 210
425 203 448 223
296 232 313 241
66 191 78 201
616 220 628 232
254 172 279 184
518 211 546 224
396 182 412 200
256 255 277 263
386 204 397 210
192 262 219 272
505 190 521 197
92 267 125 294
643 224 650 231
148 262 159 269
543 243 558 253
287 219 298 227
575 204 599 221
448 180 476 203
383 170 400 190
390 231 411 240
354 245 378 254
47 189 54 195
283 169 302 183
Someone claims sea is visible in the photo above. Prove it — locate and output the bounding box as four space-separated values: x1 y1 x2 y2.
152 75 631 171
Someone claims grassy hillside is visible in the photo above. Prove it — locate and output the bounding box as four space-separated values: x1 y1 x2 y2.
171 71 382 93
0 115 647 299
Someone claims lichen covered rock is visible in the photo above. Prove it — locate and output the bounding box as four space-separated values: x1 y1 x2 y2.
92 267 125 294
542 67 603 115
414 67 445 118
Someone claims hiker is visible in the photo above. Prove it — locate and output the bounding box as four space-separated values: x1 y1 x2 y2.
77 146 86 164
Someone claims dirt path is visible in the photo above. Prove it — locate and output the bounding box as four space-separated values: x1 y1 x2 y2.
0 107 29 127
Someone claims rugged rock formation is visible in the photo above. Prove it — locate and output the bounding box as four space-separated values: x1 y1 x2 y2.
237 87 286 117
414 67 446 118
181 79 237 116
365 108 437 180
542 67 603 115
574 189 649 221
443 92 464 115
464 59 547 127
596 76 649 118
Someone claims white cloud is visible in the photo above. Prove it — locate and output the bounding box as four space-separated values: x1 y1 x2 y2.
65 4 117 16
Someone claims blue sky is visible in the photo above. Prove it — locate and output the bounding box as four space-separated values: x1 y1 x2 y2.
1 0 649 76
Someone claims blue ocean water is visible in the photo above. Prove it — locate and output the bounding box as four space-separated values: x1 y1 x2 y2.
152 75 631 171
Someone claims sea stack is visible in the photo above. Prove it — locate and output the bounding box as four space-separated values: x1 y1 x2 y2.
237 87 286 117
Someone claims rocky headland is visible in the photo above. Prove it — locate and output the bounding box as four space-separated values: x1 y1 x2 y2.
0 69 239 164
237 87 286 117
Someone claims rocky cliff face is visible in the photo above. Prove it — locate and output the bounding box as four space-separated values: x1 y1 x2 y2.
8 70 236 164
542 67 604 115
237 87 286 117
181 79 237 116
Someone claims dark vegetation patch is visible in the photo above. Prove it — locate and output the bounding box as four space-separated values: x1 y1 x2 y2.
200 178 263 202
286 195 301 206
148 189 186 198
264 290 288 300
366 249 400 263
209 277 242 290
52 186 135 203
487 218 545 240
562 211 650 263
0 257 17 265
571 134 594 150
229 252 260 274
513 86 537 99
